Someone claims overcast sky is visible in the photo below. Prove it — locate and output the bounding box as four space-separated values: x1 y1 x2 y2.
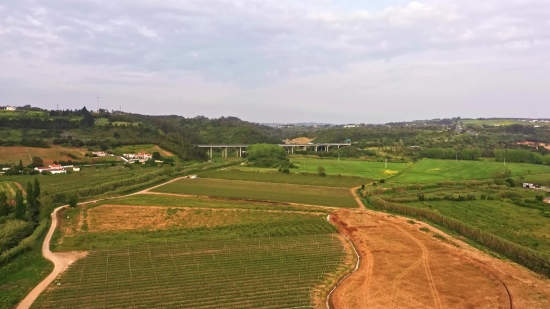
0 0 548 124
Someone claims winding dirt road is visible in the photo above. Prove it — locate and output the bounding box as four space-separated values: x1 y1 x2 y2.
16 176 188 309
328 188 550 309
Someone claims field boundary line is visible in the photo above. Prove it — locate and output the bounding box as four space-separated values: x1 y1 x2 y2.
139 191 345 210
325 216 361 309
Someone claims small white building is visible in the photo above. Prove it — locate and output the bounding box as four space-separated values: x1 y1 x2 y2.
523 183 537 189
35 164 67 175
123 153 152 160
1 167 10 171
73 167 81 172
92 151 107 157
4 106 16 111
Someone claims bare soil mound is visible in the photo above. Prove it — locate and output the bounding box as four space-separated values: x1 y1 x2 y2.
329 209 550 309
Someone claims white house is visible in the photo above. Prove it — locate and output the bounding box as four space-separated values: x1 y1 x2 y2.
4 106 16 111
35 164 67 175
523 183 537 189
73 167 81 172
1 167 10 171
92 151 107 157
123 153 152 160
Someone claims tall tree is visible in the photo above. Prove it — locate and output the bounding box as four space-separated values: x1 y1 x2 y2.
14 190 25 220
0 191 8 217
34 178 41 199
26 181 39 221
17 159 24 171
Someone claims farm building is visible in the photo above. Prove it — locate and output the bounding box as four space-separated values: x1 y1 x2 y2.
4 106 16 111
92 151 107 157
73 167 81 172
1 167 10 171
35 164 67 174
523 183 538 189
123 153 152 160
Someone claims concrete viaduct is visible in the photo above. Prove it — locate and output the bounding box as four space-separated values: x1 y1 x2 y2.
197 143 352 158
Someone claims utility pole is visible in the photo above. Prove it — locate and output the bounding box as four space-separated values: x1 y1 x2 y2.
385 158 388 169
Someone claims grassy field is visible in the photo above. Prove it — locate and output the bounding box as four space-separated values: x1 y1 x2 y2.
35 235 347 309
0 146 86 165
379 186 550 254
242 156 409 179
151 178 357 208
0 181 20 199
101 195 334 213
4 165 159 196
0 232 53 309
111 144 173 157
390 159 550 183
200 169 369 187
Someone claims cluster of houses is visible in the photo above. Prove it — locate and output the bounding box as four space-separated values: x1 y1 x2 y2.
35 164 68 174
122 153 153 164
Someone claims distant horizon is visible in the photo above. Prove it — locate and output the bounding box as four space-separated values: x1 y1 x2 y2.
3 104 549 126
1 0 548 124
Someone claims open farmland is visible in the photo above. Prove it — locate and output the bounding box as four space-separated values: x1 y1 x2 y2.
0 146 86 165
200 169 368 187
112 144 174 157
390 159 550 183
99 194 334 213
151 178 358 208
405 198 550 253
236 156 409 179
34 235 348 309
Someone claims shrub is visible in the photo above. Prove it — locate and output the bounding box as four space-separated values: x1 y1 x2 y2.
380 179 386 184
543 212 550 218
417 194 425 201
536 195 544 202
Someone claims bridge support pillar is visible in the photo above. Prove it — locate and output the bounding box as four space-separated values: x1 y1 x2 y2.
291 147 294 154
315 146 318 152
239 147 242 157
209 147 213 159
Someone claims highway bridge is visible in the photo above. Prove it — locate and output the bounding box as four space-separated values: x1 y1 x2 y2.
197 143 352 158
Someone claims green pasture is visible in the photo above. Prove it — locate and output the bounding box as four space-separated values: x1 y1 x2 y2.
391 159 550 183
200 169 368 187
151 178 357 208
403 198 550 254
104 195 332 213
252 156 409 179
0 232 53 309
36 235 346 309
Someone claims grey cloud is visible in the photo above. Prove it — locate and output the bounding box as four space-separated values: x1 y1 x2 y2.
0 0 549 122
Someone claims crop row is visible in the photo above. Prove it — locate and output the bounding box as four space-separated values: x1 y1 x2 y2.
33 235 347 308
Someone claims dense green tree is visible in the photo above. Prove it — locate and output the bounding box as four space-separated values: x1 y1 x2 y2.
34 177 41 199
17 159 23 171
14 190 25 220
32 156 44 167
152 151 162 160
68 193 79 208
0 191 8 217
247 144 291 168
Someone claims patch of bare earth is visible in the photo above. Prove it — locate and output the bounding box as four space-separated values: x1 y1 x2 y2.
312 234 357 308
329 209 550 309
85 205 324 232
285 137 315 144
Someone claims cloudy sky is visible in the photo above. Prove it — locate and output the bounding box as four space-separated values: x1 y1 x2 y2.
0 0 548 123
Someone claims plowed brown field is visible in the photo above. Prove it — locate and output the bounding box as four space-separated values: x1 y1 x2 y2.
329 208 550 309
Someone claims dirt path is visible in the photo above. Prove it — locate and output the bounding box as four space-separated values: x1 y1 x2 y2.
16 176 189 309
16 206 87 309
329 204 550 309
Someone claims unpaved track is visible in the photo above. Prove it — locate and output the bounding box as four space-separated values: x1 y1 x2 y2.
16 176 188 309
329 189 550 309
